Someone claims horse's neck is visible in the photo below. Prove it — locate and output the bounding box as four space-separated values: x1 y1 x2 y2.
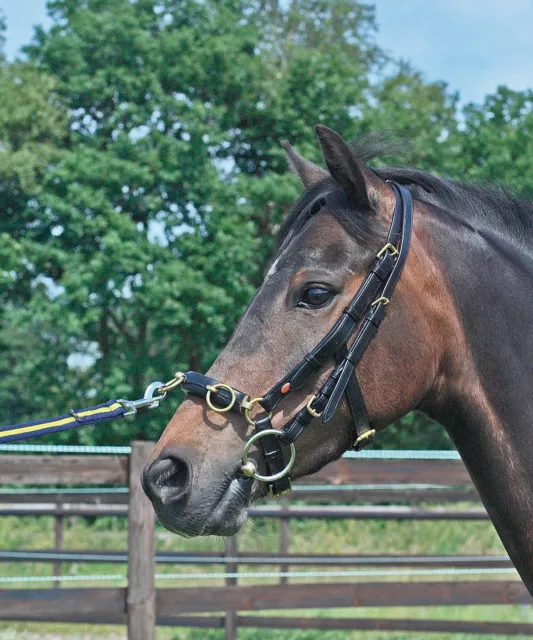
422 207 533 594
432 384 533 593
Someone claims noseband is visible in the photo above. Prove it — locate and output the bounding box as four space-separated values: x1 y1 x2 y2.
161 182 413 497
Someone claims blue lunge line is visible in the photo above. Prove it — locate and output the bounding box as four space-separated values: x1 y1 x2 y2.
0 377 173 443
0 400 126 443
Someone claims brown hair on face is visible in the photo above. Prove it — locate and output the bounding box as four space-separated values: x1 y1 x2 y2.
142 126 446 538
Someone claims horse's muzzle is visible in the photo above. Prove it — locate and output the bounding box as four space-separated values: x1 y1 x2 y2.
141 447 251 536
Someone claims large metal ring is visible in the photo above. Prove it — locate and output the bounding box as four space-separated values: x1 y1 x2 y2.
205 383 236 413
241 429 296 483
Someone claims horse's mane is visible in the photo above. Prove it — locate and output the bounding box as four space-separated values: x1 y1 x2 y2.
279 132 533 249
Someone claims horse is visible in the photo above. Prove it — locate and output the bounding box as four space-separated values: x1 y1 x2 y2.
142 124 533 596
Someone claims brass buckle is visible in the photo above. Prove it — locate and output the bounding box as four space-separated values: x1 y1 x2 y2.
205 383 237 413
377 242 399 258
306 395 322 419
269 480 293 499
371 297 389 307
354 429 376 448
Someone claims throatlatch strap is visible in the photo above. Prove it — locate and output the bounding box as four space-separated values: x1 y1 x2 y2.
334 344 373 449
322 301 387 422
0 400 126 443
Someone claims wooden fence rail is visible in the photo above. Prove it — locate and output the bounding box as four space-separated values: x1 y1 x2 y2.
0 455 473 487
0 442 530 638
0 549 514 568
0 486 482 503
0 455 129 485
0 583 530 630
0 503 492 519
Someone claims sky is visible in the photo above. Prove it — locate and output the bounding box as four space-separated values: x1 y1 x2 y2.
1 0 533 106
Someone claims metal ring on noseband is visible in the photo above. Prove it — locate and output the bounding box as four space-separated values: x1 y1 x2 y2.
241 429 296 483
244 397 272 426
205 383 237 413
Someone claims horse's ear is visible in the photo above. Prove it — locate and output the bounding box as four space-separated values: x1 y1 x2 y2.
281 140 329 188
315 125 389 214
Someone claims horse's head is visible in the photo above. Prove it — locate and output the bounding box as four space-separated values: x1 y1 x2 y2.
142 126 440 536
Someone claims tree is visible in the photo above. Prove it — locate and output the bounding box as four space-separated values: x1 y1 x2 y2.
0 49 74 427
0 0 473 447
362 63 460 173
454 87 533 195
3 0 381 442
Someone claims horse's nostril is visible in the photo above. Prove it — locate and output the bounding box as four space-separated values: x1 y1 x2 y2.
142 449 193 507
159 458 188 491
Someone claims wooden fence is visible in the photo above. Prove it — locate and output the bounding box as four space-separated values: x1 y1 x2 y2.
0 442 531 639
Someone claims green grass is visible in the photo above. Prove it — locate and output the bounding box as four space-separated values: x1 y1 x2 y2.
0 509 528 639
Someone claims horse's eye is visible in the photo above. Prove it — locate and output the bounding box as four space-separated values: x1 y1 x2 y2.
299 286 334 308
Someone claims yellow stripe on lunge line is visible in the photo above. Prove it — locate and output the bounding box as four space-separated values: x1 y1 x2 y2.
0 403 123 439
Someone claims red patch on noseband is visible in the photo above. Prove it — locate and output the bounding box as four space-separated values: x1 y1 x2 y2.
281 383 291 394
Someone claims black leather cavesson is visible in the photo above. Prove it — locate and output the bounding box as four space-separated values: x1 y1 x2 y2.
177 182 413 497
181 371 251 411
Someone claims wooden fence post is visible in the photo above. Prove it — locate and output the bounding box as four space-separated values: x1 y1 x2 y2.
53 510 63 589
279 500 290 585
127 441 156 640
224 535 239 640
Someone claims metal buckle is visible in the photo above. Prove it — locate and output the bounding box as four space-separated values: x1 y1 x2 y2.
371 296 389 307
354 428 376 449
241 429 296 483
205 383 237 413
306 395 322 419
118 381 167 417
377 242 399 258
269 480 293 499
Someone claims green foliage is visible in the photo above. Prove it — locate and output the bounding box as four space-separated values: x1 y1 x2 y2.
0 0 531 448
363 64 460 171
455 87 533 194
374 411 454 450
